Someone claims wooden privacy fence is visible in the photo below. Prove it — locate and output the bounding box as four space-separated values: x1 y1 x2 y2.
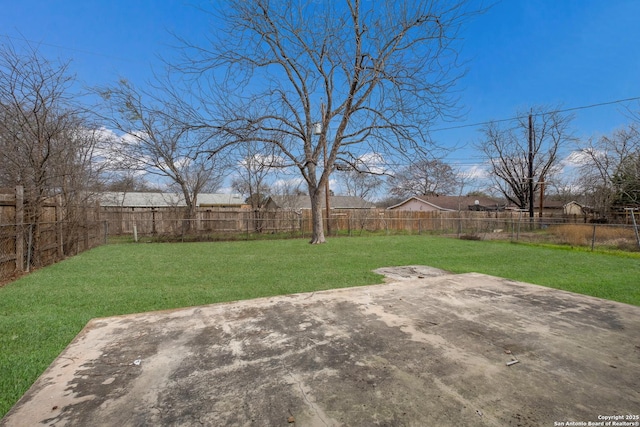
0 187 105 281
100 206 588 238
2 191 638 283
102 207 640 251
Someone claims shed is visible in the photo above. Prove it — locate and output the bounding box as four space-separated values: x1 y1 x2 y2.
563 201 587 216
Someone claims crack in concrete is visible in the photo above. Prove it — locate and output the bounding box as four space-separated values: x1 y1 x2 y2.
281 360 334 427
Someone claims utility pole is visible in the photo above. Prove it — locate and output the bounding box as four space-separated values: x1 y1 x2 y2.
528 112 534 220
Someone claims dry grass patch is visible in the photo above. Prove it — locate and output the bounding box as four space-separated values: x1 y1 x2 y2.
549 224 638 250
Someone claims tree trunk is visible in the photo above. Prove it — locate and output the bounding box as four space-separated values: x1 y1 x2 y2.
179 184 197 233
309 187 326 244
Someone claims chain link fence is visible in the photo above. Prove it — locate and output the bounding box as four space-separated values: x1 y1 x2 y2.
104 215 640 252
3 209 638 283
0 221 107 283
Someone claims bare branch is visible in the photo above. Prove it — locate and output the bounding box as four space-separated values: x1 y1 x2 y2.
476 107 575 210
174 0 479 242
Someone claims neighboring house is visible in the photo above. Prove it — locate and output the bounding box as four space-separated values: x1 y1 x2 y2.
523 200 591 217
265 195 376 211
387 195 505 212
98 192 247 210
535 199 564 216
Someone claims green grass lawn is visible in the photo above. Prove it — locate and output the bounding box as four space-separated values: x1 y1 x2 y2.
1 235 639 417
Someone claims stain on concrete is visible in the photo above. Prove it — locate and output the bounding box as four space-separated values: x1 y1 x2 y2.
2 268 639 426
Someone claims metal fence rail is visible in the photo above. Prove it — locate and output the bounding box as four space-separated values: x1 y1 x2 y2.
3 209 639 283
107 216 640 252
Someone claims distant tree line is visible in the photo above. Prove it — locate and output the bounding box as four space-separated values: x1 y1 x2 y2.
2 0 639 247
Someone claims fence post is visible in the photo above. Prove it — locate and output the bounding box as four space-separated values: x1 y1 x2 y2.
510 217 515 241
591 224 596 251
625 208 640 249
56 194 64 258
15 186 24 272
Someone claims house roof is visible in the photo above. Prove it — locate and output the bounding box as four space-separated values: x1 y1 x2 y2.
266 195 376 210
387 195 505 211
540 199 565 209
98 192 245 208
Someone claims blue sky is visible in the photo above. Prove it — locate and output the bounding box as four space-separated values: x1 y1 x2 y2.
1 0 639 191
445 0 640 167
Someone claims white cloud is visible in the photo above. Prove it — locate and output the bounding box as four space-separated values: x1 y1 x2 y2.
216 185 237 194
349 152 387 174
561 150 592 168
271 177 305 193
91 127 154 174
175 156 192 170
239 153 287 169
458 164 489 180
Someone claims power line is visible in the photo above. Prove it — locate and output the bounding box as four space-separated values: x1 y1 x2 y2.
0 33 138 63
3 30 639 128
431 96 640 132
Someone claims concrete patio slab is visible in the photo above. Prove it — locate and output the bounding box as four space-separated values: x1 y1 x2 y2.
2 268 639 427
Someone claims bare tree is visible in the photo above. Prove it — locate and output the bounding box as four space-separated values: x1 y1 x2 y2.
0 42 105 262
231 142 283 210
334 152 385 199
98 79 225 223
477 108 574 210
336 169 383 199
230 142 285 232
103 171 156 192
178 0 478 243
388 159 458 198
612 152 640 207
577 124 640 218
0 42 72 213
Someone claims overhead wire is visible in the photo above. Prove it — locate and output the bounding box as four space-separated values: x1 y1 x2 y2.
3 32 638 135
3 31 638 172
0 33 136 63
342 96 640 171
430 96 640 132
